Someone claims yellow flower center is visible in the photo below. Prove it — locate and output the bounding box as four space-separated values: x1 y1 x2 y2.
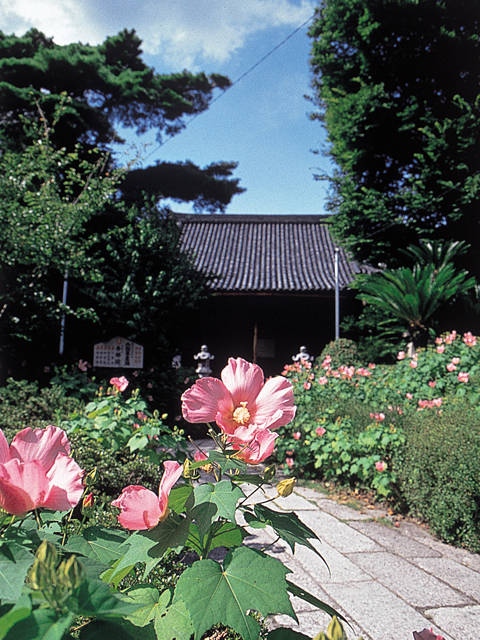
232 401 251 425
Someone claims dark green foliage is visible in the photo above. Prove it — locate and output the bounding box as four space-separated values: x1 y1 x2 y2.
0 28 229 151
121 161 245 214
309 0 480 272
81 205 209 382
0 28 243 211
69 432 162 499
396 403 480 552
0 378 82 437
340 307 404 363
318 338 360 368
354 261 476 347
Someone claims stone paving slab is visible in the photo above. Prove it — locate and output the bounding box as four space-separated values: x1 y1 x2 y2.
349 519 443 559
325 581 455 640
347 551 472 608
415 557 480 602
425 605 480 640
245 487 479 639
297 509 383 554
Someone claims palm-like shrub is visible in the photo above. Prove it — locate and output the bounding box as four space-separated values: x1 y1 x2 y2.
356 261 476 348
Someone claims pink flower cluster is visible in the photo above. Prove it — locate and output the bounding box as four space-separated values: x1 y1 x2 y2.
369 412 385 422
110 376 129 393
463 331 477 347
417 398 443 410
182 358 296 465
0 426 84 516
312 357 374 386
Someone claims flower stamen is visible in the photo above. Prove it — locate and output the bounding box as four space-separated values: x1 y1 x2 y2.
232 401 251 425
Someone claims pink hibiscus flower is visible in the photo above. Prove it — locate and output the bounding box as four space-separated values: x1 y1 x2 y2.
228 426 278 465
112 460 183 530
413 629 445 640
181 357 296 434
0 426 84 516
110 376 129 393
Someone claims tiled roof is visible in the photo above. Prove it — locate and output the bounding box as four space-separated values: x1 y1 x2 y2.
176 214 373 293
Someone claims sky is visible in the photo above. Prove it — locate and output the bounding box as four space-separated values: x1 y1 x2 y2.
0 0 333 215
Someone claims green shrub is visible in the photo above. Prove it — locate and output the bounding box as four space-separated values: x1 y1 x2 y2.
63 378 188 465
318 338 361 368
395 402 480 552
0 378 81 437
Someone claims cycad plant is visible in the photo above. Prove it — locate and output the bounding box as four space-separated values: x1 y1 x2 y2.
355 244 476 349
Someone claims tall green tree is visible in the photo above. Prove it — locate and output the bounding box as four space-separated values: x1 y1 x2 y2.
309 0 480 273
0 28 244 211
0 109 120 353
83 202 209 358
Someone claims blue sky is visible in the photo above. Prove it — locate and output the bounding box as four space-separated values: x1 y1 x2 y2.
0 0 333 215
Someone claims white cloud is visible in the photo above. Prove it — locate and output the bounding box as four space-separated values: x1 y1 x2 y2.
0 0 105 45
0 0 316 68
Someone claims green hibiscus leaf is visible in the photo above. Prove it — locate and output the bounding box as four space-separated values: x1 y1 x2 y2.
287 581 348 624
2 608 74 640
0 595 32 640
65 526 128 566
209 521 246 550
169 484 194 514
107 513 190 583
124 585 165 627
124 586 194 640
0 542 34 604
207 450 246 473
185 520 246 556
73 577 138 619
173 546 295 640
253 504 327 567
153 597 194 640
193 480 244 523
78 618 151 639
190 503 218 539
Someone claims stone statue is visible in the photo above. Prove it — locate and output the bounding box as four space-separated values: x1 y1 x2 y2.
194 344 214 377
292 345 313 363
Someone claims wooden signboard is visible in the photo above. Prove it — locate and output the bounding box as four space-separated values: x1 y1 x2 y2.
93 337 144 369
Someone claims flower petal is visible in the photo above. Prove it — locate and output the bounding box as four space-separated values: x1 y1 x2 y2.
0 430 10 463
112 485 162 530
44 454 84 510
254 376 296 429
229 428 278 465
181 377 232 423
0 459 47 515
158 460 183 517
10 425 70 469
221 358 264 405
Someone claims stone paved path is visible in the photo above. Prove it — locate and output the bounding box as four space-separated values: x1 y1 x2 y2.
247 483 480 640
189 440 480 639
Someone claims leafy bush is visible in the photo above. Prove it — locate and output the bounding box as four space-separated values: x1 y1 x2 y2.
396 402 480 552
318 338 361 369
63 377 188 464
278 330 480 532
0 377 82 437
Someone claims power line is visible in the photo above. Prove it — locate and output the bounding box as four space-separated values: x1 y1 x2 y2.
141 14 315 163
